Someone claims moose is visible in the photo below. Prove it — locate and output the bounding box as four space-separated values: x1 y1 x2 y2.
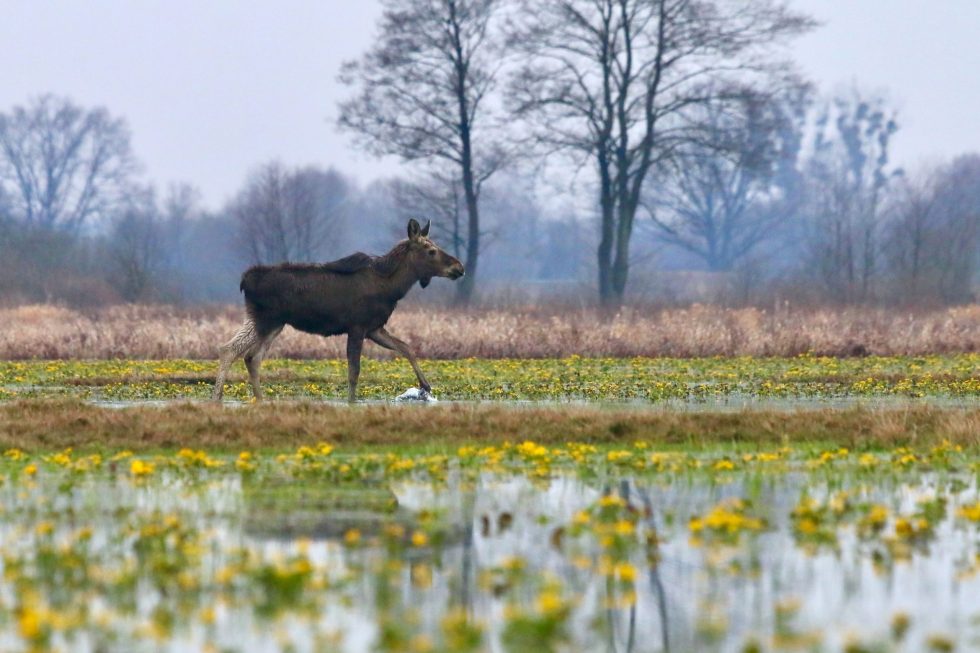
212 218 464 402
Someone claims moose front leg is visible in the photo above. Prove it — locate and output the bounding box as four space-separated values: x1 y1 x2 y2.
368 327 431 394
346 331 365 403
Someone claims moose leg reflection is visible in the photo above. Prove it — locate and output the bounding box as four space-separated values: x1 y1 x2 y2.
368 327 432 394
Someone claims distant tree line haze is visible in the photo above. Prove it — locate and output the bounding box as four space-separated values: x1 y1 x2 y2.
0 1 978 309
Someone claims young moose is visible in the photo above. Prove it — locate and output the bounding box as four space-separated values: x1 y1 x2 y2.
212 219 464 402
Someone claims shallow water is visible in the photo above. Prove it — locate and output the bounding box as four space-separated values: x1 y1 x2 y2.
86 393 974 412
2 450 978 652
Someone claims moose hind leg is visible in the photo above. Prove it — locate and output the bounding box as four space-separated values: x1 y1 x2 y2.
244 325 283 401
212 319 261 401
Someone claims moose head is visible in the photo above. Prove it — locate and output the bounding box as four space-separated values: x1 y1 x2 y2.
405 218 464 288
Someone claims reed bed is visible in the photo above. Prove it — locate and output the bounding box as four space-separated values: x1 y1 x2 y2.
1 303 977 360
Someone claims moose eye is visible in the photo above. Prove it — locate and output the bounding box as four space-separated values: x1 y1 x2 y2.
428 249 437 257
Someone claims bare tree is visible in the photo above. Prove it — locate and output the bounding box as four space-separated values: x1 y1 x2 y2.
107 190 163 302
0 95 137 234
803 91 900 303
647 88 809 271
0 185 11 222
929 156 980 302
886 156 980 304
338 0 507 304
231 162 349 264
884 175 936 302
508 0 814 305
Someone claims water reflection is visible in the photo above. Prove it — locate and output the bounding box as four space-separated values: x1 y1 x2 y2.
0 462 977 652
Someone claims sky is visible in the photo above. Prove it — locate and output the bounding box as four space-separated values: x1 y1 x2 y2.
2 0 979 210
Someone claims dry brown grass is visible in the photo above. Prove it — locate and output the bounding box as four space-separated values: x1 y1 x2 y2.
0 399 976 451
1 303 977 360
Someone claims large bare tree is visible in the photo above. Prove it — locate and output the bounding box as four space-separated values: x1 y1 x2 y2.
508 0 814 305
647 88 809 271
0 95 137 234
337 0 506 304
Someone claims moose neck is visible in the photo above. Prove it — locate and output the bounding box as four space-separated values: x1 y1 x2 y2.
374 242 421 302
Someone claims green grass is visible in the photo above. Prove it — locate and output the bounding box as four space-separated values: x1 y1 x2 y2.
1 354 977 401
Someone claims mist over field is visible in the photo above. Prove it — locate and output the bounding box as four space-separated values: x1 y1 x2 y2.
0 0 977 311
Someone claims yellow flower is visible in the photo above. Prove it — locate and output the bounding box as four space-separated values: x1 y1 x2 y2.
957 501 980 523
23 463 37 476
535 590 564 615
613 520 635 536
344 529 361 546
615 562 637 583
607 450 632 463
18 606 41 641
130 459 155 477
860 504 889 534
411 531 429 547
598 495 625 508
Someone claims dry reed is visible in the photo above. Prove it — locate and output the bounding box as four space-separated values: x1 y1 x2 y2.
0 399 976 450
1 303 977 360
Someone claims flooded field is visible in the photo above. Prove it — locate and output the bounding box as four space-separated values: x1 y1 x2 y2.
2 442 979 652
1 355 977 403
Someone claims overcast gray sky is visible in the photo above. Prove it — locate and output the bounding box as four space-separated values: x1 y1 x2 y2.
3 0 979 209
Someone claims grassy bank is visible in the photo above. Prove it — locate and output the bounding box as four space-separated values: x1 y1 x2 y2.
1 399 977 451
3 303 978 359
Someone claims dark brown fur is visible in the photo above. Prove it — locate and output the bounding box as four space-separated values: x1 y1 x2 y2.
213 219 464 402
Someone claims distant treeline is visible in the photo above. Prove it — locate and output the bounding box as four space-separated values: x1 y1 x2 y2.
0 1 978 308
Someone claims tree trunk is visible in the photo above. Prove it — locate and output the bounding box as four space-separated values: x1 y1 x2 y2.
450 0 480 307
597 156 617 306
597 209 616 306
454 114 480 305
610 199 637 304
455 175 480 305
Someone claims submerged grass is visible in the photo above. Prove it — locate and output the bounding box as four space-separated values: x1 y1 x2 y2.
0 398 977 451
0 437 977 652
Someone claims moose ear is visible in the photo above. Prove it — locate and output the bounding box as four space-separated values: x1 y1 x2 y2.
407 218 421 240
420 220 430 237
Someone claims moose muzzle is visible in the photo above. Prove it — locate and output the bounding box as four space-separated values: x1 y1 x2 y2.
447 262 465 280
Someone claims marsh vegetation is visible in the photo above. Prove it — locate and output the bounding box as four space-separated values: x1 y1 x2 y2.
1 441 978 652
